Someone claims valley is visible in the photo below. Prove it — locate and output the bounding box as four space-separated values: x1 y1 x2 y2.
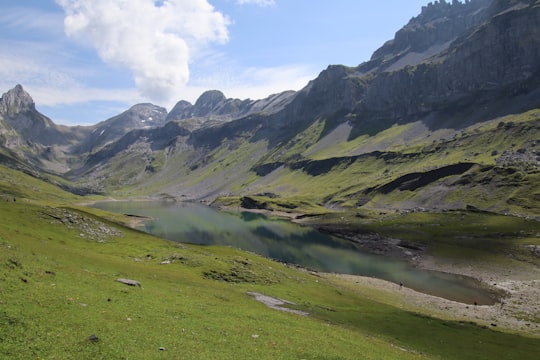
1 0 539 358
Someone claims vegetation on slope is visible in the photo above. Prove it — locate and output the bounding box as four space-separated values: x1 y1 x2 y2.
1 165 540 359
220 109 540 217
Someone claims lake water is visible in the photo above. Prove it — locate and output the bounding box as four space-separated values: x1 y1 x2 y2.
92 200 499 305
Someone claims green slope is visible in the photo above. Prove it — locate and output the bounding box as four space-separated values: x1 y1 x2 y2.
1 165 540 359
229 109 540 216
71 106 539 219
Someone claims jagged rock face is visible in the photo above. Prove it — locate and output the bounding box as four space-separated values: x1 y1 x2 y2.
192 90 227 117
0 84 36 118
371 0 492 71
351 0 540 131
258 0 540 136
166 90 297 124
288 65 366 126
0 84 68 146
125 103 168 127
166 100 192 121
76 103 167 153
167 90 253 121
78 120 191 173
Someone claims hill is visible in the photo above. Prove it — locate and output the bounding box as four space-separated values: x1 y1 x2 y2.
1 164 539 358
1 1 539 218
1 1 540 357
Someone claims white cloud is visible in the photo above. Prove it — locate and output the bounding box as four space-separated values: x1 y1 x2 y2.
56 0 230 104
236 0 276 6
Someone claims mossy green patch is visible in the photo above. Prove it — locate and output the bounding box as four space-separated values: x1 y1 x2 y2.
1 167 540 359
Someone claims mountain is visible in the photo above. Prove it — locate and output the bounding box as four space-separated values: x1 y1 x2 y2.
0 84 67 147
1 0 539 216
0 85 92 173
74 103 168 154
351 0 540 132
166 89 297 125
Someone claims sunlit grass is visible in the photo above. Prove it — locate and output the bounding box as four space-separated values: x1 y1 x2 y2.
2 163 540 359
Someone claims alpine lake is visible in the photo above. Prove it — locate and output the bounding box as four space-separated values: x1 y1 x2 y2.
91 200 500 305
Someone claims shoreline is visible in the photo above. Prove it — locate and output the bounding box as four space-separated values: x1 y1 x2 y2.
328 271 540 337
217 204 540 336
315 224 540 337
85 200 540 336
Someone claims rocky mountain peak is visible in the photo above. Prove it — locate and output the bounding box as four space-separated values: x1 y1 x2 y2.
0 84 71 149
192 90 227 117
0 84 36 118
125 103 167 126
370 0 492 71
166 100 193 122
77 102 168 153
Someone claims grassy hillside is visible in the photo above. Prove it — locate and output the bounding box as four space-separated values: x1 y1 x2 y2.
71 107 539 220
218 109 540 216
1 165 540 359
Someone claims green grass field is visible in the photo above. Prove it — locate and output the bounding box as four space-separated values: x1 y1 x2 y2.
1 165 540 359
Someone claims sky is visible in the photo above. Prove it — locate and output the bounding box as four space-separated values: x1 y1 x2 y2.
0 0 429 125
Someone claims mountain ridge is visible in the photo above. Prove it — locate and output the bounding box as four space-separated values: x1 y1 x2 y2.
0 0 539 216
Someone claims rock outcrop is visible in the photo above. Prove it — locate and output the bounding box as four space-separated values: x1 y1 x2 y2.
349 0 540 133
75 103 167 153
0 84 36 118
166 89 297 124
371 0 493 71
0 85 68 146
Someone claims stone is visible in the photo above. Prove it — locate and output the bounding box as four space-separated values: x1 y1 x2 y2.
116 278 142 287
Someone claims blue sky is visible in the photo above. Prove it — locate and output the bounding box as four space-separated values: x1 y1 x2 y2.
0 0 429 125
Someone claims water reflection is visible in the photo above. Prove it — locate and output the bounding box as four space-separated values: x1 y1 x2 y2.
92 201 498 304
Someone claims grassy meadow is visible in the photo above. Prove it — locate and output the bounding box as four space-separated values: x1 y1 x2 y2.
1 164 540 359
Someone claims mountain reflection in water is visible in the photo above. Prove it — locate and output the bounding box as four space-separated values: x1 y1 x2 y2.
92 201 498 305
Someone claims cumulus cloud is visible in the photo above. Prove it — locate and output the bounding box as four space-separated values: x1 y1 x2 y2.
56 0 230 104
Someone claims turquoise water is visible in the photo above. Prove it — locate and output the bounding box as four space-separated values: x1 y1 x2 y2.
92 201 499 304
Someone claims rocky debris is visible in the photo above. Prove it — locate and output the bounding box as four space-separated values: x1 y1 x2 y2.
88 334 99 342
240 196 270 210
247 292 309 316
496 149 540 172
525 245 540 258
317 227 425 260
42 207 122 242
159 253 188 265
335 273 540 337
116 278 142 287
